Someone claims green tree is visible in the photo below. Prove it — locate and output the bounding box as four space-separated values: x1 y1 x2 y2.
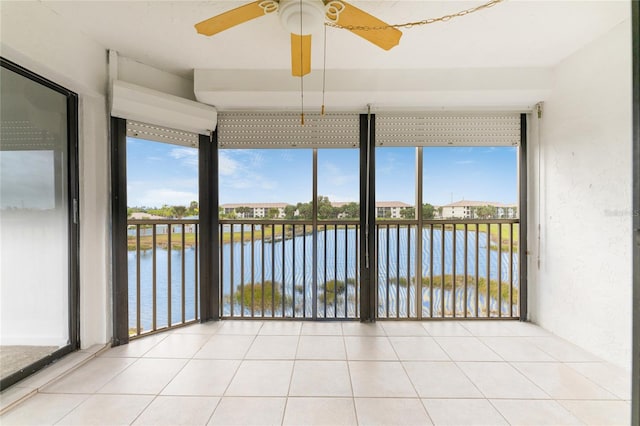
317 196 336 219
284 205 297 220
187 201 199 216
341 202 359 219
148 204 174 217
235 206 253 218
422 203 435 219
400 207 415 219
295 202 312 220
474 205 497 219
267 207 280 219
173 205 187 218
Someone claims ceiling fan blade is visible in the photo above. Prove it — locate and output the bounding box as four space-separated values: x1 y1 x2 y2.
291 33 312 77
195 1 273 36
331 1 402 50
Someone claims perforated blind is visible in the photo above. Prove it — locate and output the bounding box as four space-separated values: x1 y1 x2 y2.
126 120 199 148
376 113 521 147
217 112 360 149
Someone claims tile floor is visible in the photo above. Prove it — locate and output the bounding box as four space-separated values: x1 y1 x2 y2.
0 320 632 425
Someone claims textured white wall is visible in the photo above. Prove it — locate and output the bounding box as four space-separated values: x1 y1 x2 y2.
529 19 632 369
1 1 110 348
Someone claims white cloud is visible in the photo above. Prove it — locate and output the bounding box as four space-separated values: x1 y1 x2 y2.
322 162 357 187
136 189 198 208
169 148 198 167
219 152 239 176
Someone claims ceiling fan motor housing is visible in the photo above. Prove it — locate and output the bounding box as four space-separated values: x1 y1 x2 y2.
279 0 327 35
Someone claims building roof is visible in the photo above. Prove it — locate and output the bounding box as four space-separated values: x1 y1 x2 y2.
376 201 412 208
441 200 517 208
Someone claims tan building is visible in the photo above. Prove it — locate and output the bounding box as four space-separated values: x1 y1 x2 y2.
220 203 288 219
440 200 517 219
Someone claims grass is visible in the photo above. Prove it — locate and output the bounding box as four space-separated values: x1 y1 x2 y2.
233 281 290 313
128 223 519 253
388 274 518 303
128 233 197 251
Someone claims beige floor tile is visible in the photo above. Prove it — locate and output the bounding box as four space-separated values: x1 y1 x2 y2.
344 336 397 360
172 321 223 334
434 337 502 361
283 397 356 426
403 361 483 398
301 322 343 335
208 397 285 426
225 360 293 396
566 362 632 400
0 387 35 413
356 398 433 426
526 336 603 362
245 335 299 360
161 359 240 396
459 321 513 336
289 361 352 397
100 334 168 358
42 357 136 394
297 336 346 360
56 394 153 426
491 399 582 425
457 362 549 399
259 321 302 335
422 398 508 425
496 321 552 337
349 361 416 397
194 335 255 359
133 396 219 425
513 362 616 399
342 322 386 336
479 337 556 362
421 322 472 337
0 393 87 425
381 322 429 336
389 337 450 361
97 358 187 394
558 400 631 426
143 333 211 358
217 321 264 335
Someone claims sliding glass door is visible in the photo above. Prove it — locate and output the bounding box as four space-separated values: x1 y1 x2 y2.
0 58 79 389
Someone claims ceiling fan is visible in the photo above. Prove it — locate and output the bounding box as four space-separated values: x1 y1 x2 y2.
195 0 402 77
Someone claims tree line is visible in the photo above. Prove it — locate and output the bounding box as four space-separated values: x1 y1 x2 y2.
127 201 199 219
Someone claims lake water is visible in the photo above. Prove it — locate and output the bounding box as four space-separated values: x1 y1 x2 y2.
128 227 518 330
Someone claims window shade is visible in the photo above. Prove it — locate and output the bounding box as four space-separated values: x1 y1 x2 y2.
375 112 521 147
126 120 199 148
217 112 360 149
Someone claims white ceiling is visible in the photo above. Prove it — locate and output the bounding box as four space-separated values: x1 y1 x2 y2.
35 0 630 109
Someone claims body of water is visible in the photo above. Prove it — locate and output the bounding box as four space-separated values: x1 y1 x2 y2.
128 227 518 330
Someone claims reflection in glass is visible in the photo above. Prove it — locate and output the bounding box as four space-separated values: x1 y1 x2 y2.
0 65 70 382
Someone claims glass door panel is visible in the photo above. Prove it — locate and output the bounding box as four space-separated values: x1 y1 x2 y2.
0 61 76 388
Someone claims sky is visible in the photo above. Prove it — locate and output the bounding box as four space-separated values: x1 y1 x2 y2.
126 138 517 208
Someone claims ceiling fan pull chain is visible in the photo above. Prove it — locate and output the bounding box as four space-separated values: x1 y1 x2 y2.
325 0 504 31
